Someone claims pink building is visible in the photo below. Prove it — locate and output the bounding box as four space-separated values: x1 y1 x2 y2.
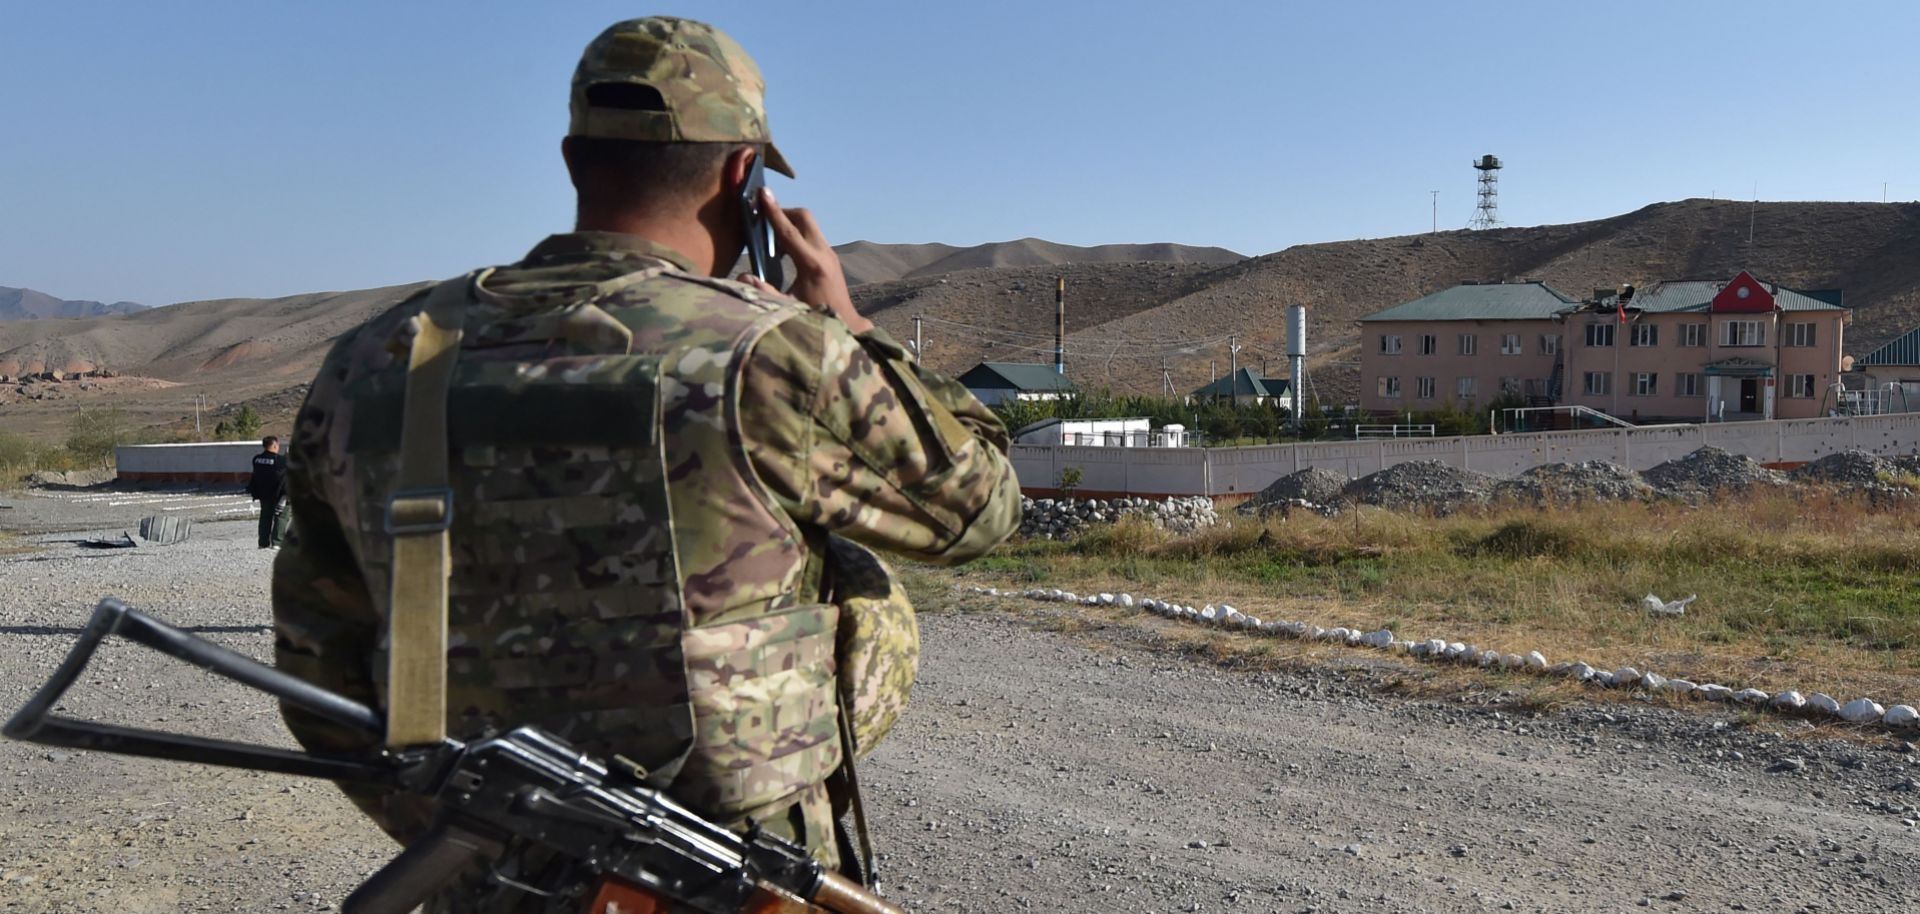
1358 272 1850 422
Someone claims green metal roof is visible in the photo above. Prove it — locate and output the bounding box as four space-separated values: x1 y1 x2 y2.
1859 326 1920 367
1618 277 1848 314
959 361 1076 391
1189 368 1290 399
1360 281 1577 322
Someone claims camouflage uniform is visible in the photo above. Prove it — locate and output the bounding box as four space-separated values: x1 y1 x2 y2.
269 17 1019 913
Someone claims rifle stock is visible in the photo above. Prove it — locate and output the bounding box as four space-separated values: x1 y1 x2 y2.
4 600 910 914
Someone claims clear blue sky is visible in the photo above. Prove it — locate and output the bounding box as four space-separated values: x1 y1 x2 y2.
3 1 1914 305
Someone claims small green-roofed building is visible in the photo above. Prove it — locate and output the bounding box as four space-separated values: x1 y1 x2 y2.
958 361 1075 406
1188 368 1291 404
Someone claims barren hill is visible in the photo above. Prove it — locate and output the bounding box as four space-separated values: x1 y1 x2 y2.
4 199 1918 440
862 200 1920 404
0 287 148 321
835 238 1243 286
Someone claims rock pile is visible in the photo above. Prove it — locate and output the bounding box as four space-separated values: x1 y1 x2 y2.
1791 449 1898 486
1493 460 1655 504
1018 495 1217 539
1341 460 1495 513
1236 468 1349 517
1641 446 1783 498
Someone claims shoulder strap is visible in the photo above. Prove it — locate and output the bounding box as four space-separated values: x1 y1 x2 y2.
383 272 478 748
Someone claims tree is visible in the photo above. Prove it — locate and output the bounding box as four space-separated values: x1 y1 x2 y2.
214 404 263 441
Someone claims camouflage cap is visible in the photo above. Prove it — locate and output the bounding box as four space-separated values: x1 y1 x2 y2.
570 16 795 177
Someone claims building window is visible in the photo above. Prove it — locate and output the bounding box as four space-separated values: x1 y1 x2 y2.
1630 323 1658 347
1416 376 1435 399
1721 320 1764 347
1678 373 1704 397
1499 376 1520 395
1584 323 1615 347
1500 333 1522 355
1458 334 1477 356
1787 374 1816 398
1583 371 1611 396
1785 322 1817 347
1379 376 1402 398
1632 372 1657 396
1679 323 1707 347
1418 334 1437 355
1457 376 1478 400
1540 334 1559 355
1380 334 1402 354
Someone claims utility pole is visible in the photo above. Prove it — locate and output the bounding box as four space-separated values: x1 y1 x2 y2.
1229 335 1242 407
1884 181 1890 204
1053 277 1066 376
912 315 924 357
1430 190 1438 234
1161 357 1174 396
191 394 208 437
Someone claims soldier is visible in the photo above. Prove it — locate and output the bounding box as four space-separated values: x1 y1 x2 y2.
270 15 1020 913
246 435 288 549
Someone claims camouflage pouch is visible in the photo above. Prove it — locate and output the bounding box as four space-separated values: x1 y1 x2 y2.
826 537 918 758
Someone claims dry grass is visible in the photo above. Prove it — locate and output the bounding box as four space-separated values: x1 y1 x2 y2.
958 490 1920 703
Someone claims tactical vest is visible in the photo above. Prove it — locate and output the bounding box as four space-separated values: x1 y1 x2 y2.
341 263 842 835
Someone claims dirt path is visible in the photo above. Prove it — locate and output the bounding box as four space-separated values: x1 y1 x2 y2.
1 497 1916 913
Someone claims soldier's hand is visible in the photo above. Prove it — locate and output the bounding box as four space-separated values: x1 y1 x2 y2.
753 188 872 335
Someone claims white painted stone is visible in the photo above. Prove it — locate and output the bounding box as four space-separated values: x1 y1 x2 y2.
1612 668 1641 688
1592 670 1616 687
1499 653 1523 669
1308 626 1326 640
1639 672 1667 691
1390 640 1414 654
1477 649 1499 667
1060 592 1077 603
1698 684 1734 701
1885 705 1920 728
1084 595 1101 606
1663 678 1696 695
1361 629 1394 648
1327 627 1350 642
1524 651 1548 671
1567 662 1596 681
1445 642 1468 661
1219 605 1238 617
1244 616 1263 628
1770 691 1807 711
1840 698 1886 723
1118 593 1135 608
1420 639 1447 657
1200 605 1219 621
1807 693 1841 715
1733 688 1770 705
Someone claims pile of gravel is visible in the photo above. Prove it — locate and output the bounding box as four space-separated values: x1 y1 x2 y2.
1236 468 1349 516
1792 449 1897 485
1641 446 1783 498
1341 460 1495 513
1019 495 1217 539
1493 460 1654 504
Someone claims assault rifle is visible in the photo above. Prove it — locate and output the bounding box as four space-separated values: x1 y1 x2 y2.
4 599 904 914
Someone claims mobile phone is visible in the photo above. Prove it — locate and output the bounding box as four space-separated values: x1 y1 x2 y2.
740 153 783 289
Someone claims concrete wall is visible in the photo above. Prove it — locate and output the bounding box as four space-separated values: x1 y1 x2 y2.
116 442 261 485
1013 412 1920 498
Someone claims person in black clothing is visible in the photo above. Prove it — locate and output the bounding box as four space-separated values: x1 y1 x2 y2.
248 435 290 548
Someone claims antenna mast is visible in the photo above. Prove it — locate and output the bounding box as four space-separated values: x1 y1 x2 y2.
1469 154 1503 229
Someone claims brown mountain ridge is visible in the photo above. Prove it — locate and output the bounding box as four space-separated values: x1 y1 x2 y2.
3 199 1917 439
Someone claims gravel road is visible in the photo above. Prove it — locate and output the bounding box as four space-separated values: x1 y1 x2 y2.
3 495 1918 913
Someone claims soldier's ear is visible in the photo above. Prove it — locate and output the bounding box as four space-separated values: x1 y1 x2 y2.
722 145 756 195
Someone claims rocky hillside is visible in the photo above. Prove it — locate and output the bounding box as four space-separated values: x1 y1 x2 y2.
3 199 1917 437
